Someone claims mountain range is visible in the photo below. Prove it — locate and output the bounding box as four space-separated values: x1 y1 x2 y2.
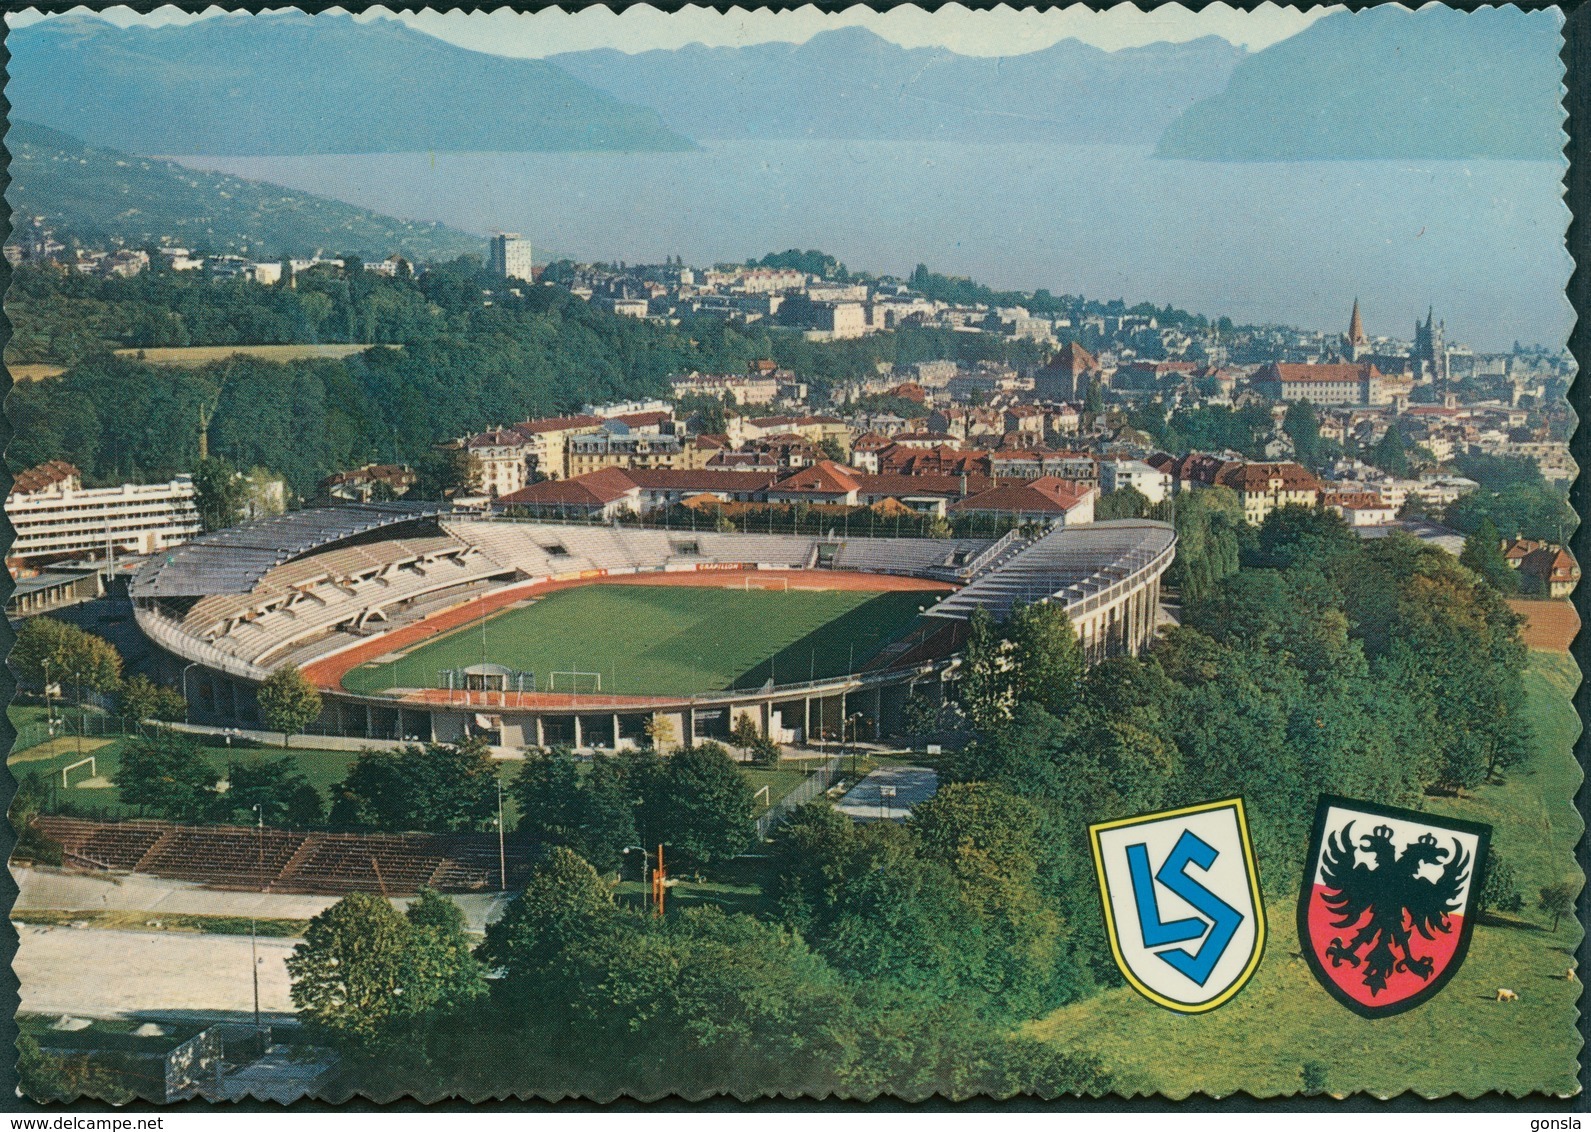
6 120 485 260
5 12 691 156
1157 6 1564 160
548 27 1245 144
4 10 1567 161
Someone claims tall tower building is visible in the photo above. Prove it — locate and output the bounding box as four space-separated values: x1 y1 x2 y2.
488 233 535 283
1346 298 1369 361
1414 307 1449 385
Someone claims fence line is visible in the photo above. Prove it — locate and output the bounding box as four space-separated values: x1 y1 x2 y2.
754 756 842 840
12 711 144 754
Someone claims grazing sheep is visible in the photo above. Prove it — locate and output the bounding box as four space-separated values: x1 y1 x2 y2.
1496 988 1520 1003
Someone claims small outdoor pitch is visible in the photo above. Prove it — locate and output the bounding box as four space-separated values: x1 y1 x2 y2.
340 583 934 697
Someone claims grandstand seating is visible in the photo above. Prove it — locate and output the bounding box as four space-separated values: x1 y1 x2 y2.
179 542 513 668
925 520 1176 622
26 817 534 895
32 816 168 871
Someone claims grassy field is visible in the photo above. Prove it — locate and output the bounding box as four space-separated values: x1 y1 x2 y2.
7 705 367 819
341 583 930 697
8 363 66 382
1027 650 1583 1098
112 343 400 367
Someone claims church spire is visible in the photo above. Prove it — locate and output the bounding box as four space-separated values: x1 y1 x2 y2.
1348 298 1367 347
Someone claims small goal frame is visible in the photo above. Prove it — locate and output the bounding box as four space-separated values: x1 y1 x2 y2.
62 755 96 788
741 575 790 592
549 670 603 693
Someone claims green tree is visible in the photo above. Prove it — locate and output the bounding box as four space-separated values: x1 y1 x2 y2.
192 455 249 532
1366 424 1411 477
17 1032 136 1104
118 674 186 724
403 889 489 1015
512 750 637 871
957 606 1011 733
902 691 941 746
1283 400 1323 468
652 743 756 866
257 664 323 747
1538 881 1576 932
729 713 761 757
287 892 419 1045
1476 848 1522 916
1005 601 1084 720
11 616 122 695
332 738 498 833
226 755 323 826
1165 486 1244 602
114 729 218 821
1459 516 1519 592
478 846 616 985
1095 486 1150 521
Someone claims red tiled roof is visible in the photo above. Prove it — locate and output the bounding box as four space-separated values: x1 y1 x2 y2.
515 414 603 436
774 461 861 495
608 410 672 428
1213 461 1323 493
1322 491 1386 509
1040 341 1098 377
951 479 1091 515
855 473 995 498
625 469 777 492
497 467 637 507
11 460 80 494
467 429 527 449
1256 362 1382 384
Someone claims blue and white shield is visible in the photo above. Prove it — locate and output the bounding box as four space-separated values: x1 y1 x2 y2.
1089 797 1266 1013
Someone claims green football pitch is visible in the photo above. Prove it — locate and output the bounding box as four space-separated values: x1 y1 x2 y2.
340 584 935 697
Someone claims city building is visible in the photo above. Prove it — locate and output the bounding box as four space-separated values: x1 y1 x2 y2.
1503 538 1581 598
319 464 417 502
467 429 534 498
488 233 535 283
1033 342 1098 402
1099 459 1172 504
6 462 202 564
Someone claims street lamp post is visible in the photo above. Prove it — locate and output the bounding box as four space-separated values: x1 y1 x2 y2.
252 802 263 1032
181 662 199 724
496 779 507 893
72 672 84 763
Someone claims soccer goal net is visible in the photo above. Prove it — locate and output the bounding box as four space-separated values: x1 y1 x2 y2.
549 670 603 693
742 575 790 592
62 755 96 788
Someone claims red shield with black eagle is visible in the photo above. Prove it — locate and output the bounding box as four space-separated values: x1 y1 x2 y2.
1298 796 1491 1018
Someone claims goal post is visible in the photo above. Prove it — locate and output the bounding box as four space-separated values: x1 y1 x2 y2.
742 575 790 592
62 755 96 788
549 670 602 693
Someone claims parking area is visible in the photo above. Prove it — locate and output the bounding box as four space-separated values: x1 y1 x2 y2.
834 765 938 822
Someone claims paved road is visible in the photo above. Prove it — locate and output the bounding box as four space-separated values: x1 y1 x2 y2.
16 924 298 1021
835 765 938 822
14 866 513 932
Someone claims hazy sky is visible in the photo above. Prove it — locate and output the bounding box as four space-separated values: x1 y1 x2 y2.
8 3 1337 55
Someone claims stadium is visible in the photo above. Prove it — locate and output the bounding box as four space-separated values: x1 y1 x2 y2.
131 504 1176 751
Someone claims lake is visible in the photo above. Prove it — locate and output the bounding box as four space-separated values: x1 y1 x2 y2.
182 141 1571 352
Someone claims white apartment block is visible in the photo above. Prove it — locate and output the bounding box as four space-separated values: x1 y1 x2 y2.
489 233 535 283
1100 459 1172 504
7 466 201 562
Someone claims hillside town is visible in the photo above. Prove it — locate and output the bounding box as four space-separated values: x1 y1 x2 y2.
6 232 1577 613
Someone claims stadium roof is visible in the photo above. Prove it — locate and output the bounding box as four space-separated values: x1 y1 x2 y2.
925 519 1175 623
130 502 450 599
